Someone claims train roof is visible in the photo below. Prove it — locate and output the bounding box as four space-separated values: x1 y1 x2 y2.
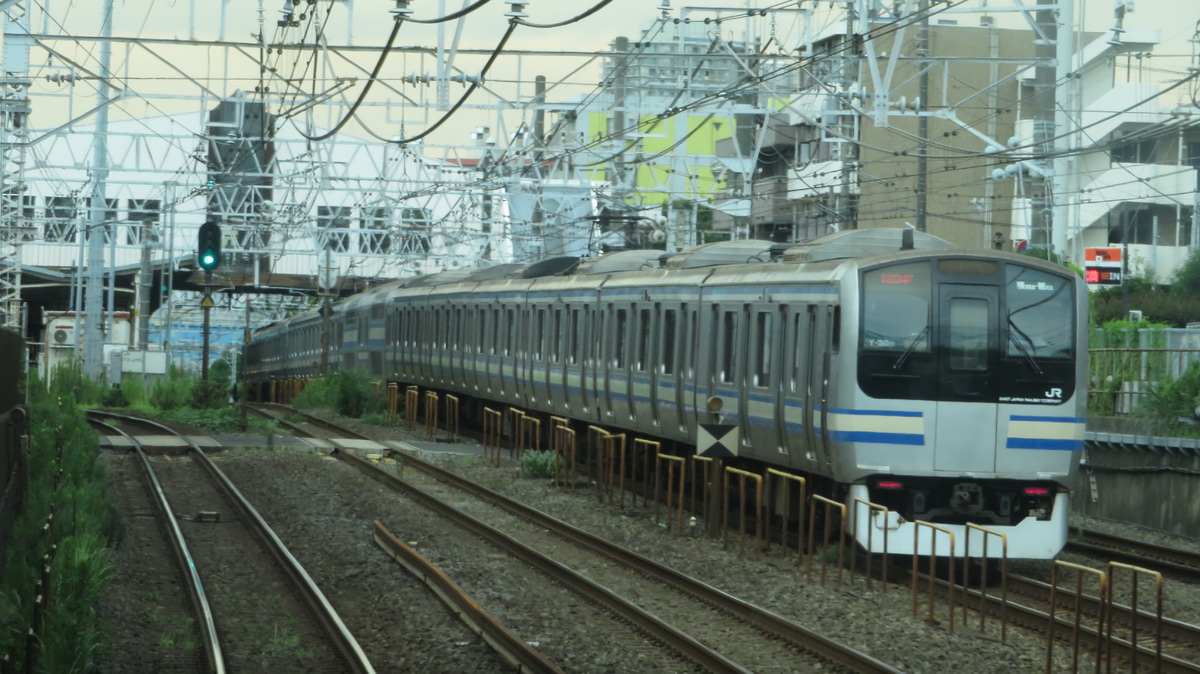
781 228 955 263
664 239 775 269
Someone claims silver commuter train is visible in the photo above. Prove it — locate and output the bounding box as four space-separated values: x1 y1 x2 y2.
245 228 1087 558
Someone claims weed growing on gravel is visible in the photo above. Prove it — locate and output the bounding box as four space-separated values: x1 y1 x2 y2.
362 412 390 426
149 609 196 651
456 455 477 468
520 450 557 478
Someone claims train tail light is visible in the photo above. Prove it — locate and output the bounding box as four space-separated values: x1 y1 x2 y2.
876 480 903 490
1023 485 1054 521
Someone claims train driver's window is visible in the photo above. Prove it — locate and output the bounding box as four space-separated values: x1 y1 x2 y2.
1005 266 1073 360
861 262 932 352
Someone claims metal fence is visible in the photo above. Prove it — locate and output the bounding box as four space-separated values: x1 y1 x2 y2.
1088 328 1200 416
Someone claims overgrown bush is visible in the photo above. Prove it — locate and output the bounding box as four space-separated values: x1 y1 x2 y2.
149 366 193 411
520 450 558 479
101 385 128 408
293 370 385 418
158 406 243 432
0 370 118 670
1135 362 1200 437
190 379 227 409
119 377 147 407
292 376 337 410
334 369 384 418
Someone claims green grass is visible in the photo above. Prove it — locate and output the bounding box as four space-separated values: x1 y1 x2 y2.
520 450 558 479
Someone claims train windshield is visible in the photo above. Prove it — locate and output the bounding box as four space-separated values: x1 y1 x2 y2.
858 258 1076 404
1005 266 1073 361
861 262 931 353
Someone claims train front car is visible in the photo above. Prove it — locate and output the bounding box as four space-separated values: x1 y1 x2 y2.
844 250 1086 559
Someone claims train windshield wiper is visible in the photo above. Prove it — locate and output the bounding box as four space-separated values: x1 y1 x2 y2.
1007 318 1043 374
891 324 930 371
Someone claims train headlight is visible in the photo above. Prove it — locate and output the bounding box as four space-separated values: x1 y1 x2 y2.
706 396 724 413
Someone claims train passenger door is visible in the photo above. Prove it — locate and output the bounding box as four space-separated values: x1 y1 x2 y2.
653 304 679 433
934 284 999 473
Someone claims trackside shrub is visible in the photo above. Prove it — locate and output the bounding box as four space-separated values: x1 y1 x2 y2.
0 368 118 671
293 370 385 418
520 450 558 479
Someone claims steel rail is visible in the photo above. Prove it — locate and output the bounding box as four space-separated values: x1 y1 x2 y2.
1067 527 1200 582
333 449 753 674
334 445 901 674
92 411 376 674
371 520 566 674
88 412 224 674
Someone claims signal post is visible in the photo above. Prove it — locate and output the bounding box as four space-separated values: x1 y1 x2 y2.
198 220 222 381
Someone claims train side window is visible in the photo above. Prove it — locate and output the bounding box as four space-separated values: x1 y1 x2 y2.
753 311 772 388
614 308 628 368
685 306 695 377
505 308 515 356
637 308 651 372
662 308 676 375
721 310 736 384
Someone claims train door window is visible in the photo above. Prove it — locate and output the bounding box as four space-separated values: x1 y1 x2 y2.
831 306 841 354
661 308 677 375
720 310 737 384
491 308 500 355
593 308 606 365
505 308 515 356
684 305 695 377
789 310 804 393
475 307 483 353
637 308 651 372
552 309 562 363
568 308 580 364
534 308 546 360
753 311 772 388
948 298 989 371
614 308 628 368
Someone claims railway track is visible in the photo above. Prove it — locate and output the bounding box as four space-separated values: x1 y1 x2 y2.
256 404 904 673
90 411 374 673
1067 527 1200 583
88 415 219 674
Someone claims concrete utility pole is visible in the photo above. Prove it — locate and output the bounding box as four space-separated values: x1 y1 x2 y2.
83 0 114 379
1033 0 1074 258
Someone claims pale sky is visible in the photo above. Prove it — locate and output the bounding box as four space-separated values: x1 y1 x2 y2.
8 0 1199 148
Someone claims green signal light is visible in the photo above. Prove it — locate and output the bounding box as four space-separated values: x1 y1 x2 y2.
201 254 215 265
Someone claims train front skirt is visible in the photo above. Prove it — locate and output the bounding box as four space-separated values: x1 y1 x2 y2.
846 485 1069 559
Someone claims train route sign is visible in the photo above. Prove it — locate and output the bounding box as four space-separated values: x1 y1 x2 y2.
698 423 738 458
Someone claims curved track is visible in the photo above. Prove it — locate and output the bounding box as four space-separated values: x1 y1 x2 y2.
90 411 375 673
88 414 221 674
